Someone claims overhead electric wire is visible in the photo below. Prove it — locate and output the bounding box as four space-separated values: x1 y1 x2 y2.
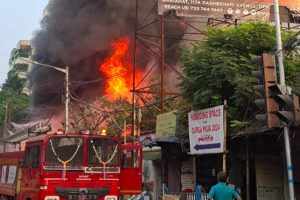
70 39 194 88
70 71 126 87
70 37 195 87
11 19 191 94
27 89 64 126
13 16 198 90
19 58 67 89
40 90 65 125
70 89 182 114
69 91 110 113
69 91 124 131
69 91 183 132
30 78 66 90
7 90 64 133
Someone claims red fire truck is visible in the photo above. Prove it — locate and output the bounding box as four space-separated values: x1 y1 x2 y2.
0 133 142 200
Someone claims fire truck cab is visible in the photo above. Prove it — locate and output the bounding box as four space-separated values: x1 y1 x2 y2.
0 133 142 200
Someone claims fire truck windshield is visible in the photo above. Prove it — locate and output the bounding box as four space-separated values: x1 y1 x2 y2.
87 138 119 169
45 137 83 167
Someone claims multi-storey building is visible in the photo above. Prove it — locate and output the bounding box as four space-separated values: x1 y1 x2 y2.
8 40 32 95
41 1 50 29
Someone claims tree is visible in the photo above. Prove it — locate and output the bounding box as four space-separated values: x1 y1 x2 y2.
180 22 300 130
69 90 188 137
70 96 133 136
0 70 30 132
2 70 24 92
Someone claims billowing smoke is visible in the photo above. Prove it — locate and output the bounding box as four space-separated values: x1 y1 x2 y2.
30 0 138 106
29 0 185 125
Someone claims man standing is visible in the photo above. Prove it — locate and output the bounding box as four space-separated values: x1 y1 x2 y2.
208 171 241 200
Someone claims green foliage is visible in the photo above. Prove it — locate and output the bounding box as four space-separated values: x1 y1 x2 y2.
70 91 190 137
0 88 30 127
206 22 276 55
0 71 30 128
284 51 300 90
106 97 133 136
70 97 132 137
2 70 25 92
180 22 300 131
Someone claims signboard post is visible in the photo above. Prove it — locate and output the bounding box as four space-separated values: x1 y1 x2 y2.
222 100 227 171
188 105 224 155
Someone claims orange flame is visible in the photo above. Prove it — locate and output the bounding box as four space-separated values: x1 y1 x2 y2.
99 37 134 100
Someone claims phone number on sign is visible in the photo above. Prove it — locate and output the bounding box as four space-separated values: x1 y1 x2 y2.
190 6 223 12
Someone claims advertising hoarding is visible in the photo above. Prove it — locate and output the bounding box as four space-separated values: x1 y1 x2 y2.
158 0 300 23
156 110 178 139
256 155 283 200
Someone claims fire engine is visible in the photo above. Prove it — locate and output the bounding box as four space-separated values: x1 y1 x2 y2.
0 133 142 200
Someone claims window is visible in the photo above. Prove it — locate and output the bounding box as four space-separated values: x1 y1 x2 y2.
45 137 83 165
87 138 119 167
15 64 28 72
122 149 140 168
24 146 41 168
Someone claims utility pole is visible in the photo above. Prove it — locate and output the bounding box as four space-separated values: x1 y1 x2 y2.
22 59 70 133
3 104 9 138
273 0 295 199
2 103 10 152
65 66 70 133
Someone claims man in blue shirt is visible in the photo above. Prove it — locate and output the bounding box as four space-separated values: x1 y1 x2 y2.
208 171 241 200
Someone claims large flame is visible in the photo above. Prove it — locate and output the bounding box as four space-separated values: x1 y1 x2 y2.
99 37 134 100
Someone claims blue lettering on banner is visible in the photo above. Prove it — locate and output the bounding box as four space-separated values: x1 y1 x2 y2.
194 143 220 151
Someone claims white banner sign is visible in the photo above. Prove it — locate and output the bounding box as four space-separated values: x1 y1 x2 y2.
7 166 17 184
1 165 7 184
188 105 224 154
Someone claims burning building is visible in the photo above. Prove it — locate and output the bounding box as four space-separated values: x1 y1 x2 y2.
28 0 185 131
29 0 137 128
30 0 137 98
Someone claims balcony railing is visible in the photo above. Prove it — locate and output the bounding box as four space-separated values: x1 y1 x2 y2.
162 184 209 200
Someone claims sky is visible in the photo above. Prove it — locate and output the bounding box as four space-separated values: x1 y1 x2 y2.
0 0 49 85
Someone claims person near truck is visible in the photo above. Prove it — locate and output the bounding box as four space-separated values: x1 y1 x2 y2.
208 171 242 200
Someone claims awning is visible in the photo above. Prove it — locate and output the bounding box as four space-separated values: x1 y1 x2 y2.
155 135 180 143
143 147 161 160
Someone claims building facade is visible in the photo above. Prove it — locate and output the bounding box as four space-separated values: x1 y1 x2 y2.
8 40 32 95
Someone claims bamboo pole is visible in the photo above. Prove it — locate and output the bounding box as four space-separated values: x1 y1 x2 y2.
246 139 250 200
193 156 197 191
222 100 227 172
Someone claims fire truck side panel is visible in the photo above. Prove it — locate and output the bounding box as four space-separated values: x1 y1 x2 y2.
120 144 143 195
18 141 42 200
0 151 24 197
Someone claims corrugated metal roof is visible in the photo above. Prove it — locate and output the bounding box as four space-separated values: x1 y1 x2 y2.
156 135 180 143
